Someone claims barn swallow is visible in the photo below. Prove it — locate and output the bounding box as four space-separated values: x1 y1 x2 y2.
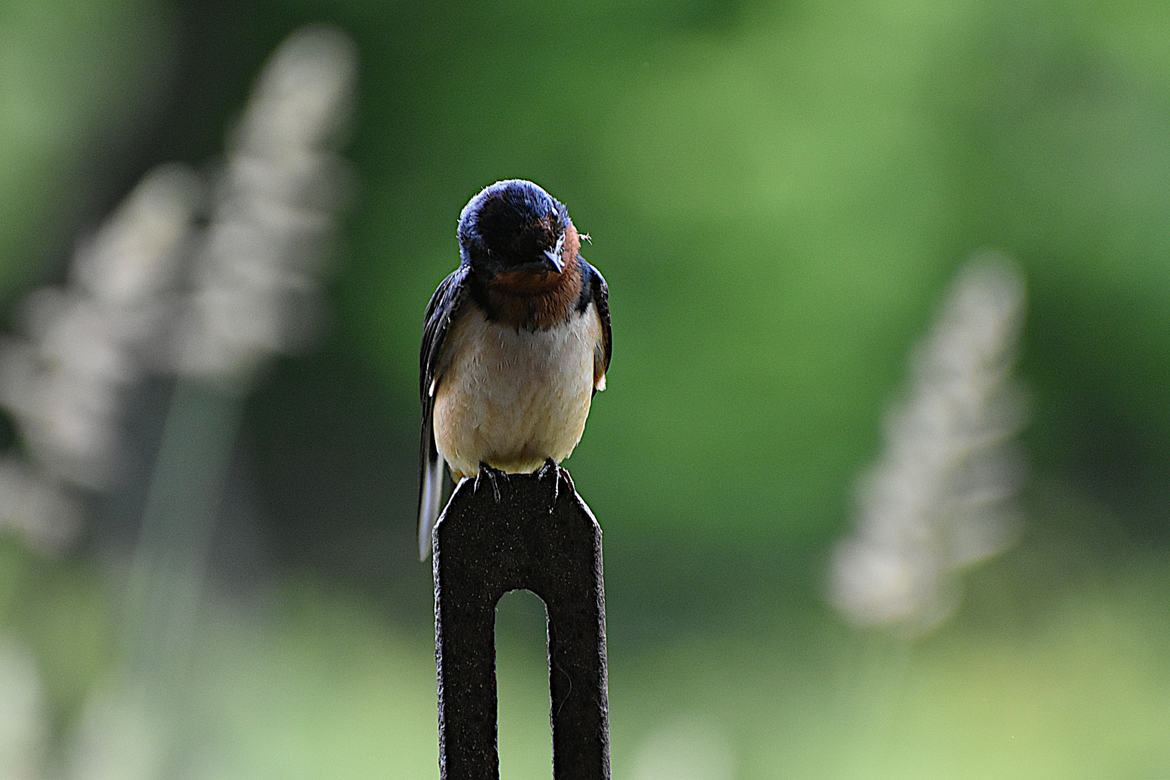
417 179 612 559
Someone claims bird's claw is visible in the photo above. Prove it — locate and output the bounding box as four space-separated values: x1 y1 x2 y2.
536 458 574 512
474 462 507 503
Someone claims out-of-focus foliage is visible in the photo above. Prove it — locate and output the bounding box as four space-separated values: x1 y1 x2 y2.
2 0 1169 776
0 0 179 298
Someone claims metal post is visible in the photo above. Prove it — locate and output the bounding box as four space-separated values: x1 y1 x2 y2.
433 471 611 779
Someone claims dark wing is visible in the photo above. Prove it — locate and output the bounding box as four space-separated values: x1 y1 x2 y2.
578 258 611 394
417 265 471 560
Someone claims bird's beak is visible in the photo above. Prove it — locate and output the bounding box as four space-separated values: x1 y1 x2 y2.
542 236 566 274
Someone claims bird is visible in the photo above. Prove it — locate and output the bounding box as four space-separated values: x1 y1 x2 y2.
417 179 612 560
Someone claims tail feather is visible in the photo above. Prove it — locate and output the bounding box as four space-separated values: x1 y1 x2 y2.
417 455 445 560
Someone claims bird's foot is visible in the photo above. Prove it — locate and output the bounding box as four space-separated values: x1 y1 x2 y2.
474 462 508 502
536 458 574 512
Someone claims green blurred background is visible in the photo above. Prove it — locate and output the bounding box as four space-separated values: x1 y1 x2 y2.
2 0 1169 777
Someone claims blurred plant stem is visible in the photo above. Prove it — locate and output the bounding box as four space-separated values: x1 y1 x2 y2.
93 26 357 777
124 380 243 686
0 23 356 778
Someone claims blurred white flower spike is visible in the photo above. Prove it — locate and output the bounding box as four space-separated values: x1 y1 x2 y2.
0 25 356 554
829 253 1029 636
171 24 357 386
0 166 201 550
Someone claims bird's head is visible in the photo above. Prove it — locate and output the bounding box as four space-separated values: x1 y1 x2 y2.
457 179 576 280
